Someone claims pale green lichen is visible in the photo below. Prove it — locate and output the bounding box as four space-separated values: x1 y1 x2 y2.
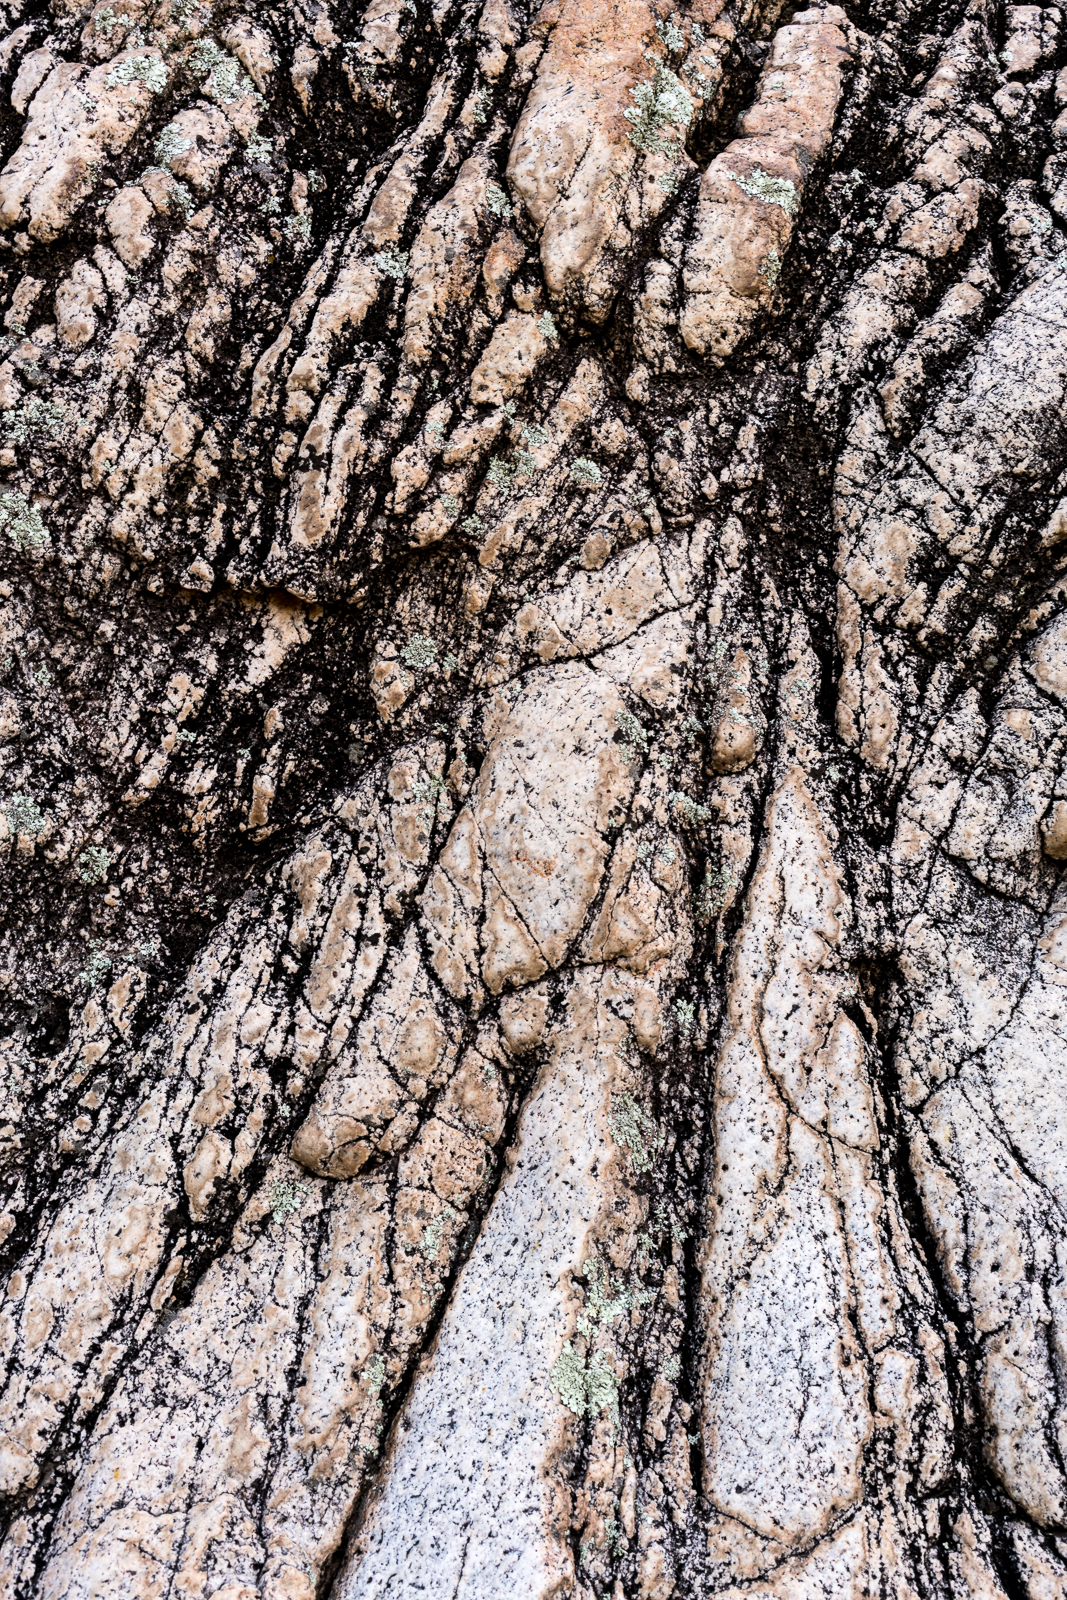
577 1257 647 1335
669 789 710 825
269 1175 306 1223
655 13 685 51
4 793 44 837
728 166 798 217
550 1343 620 1424
759 247 782 287
570 457 602 485
94 7 131 36
411 774 446 822
78 948 113 989
401 633 438 668
169 179 194 215
77 846 111 884
610 1091 663 1173
421 1205 457 1260
245 131 273 163
486 182 512 218
624 63 692 154
488 455 519 492
0 491 49 551
107 52 167 92
189 39 249 101
653 1198 688 1243
13 354 42 385
153 122 192 168
373 245 409 280
584 1352 620 1423
284 213 312 248
674 998 695 1034
537 311 558 341
549 1342 587 1413
695 862 737 922
614 706 647 758
362 1352 386 1397
172 0 205 31
142 166 193 213
3 397 68 445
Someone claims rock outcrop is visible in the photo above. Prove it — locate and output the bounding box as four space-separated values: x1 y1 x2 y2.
0 0 1065 1594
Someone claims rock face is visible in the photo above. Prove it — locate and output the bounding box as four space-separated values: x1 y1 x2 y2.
1 0 1067 1593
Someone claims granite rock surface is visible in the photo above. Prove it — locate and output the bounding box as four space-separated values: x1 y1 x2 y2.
0 0 1065 1594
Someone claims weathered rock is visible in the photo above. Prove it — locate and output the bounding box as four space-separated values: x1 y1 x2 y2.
0 0 1066 1594
508 0 727 323
680 7 852 359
